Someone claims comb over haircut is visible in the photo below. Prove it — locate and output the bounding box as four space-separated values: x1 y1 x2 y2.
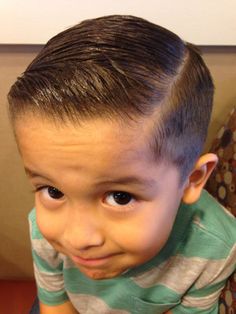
8 15 214 182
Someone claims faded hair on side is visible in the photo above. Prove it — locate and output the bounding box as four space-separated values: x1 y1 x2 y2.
8 15 214 182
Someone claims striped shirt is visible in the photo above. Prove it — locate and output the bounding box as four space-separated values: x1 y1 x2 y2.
29 190 236 313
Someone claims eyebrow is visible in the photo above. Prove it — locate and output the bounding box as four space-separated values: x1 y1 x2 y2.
24 167 52 182
95 176 156 189
24 167 156 189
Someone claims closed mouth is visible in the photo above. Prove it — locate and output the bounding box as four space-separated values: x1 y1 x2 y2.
71 253 120 267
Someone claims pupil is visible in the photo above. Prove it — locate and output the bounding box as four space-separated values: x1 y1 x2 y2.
114 192 131 205
48 187 64 199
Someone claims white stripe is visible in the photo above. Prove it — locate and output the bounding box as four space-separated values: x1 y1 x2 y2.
67 293 130 314
132 255 207 293
33 262 64 292
132 250 236 294
195 244 236 289
31 238 63 268
63 256 77 269
182 287 223 309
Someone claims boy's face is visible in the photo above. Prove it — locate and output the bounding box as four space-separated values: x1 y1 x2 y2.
16 116 186 280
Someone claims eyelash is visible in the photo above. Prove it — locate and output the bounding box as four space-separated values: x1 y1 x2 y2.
33 186 45 192
33 185 49 193
33 186 137 209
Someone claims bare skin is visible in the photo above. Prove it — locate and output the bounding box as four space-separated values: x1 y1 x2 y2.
15 116 217 312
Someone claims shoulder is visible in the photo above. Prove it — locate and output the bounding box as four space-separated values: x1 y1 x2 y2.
28 208 64 270
28 208 43 240
172 190 236 288
178 190 236 253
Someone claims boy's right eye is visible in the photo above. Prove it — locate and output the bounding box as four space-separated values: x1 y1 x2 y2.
36 186 64 199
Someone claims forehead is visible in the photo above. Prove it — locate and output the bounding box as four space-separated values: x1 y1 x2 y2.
14 115 182 192
14 115 154 166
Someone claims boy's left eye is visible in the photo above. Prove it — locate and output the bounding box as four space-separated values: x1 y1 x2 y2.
104 191 134 206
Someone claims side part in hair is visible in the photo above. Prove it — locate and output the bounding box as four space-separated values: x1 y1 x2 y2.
8 15 214 181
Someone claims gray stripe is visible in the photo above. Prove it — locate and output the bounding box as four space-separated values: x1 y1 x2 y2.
195 244 236 289
182 287 223 309
63 256 77 269
67 293 130 314
132 255 206 292
34 262 64 292
131 252 236 294
31 238 64 268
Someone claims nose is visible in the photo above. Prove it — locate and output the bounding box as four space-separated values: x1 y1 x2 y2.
63 207 105 251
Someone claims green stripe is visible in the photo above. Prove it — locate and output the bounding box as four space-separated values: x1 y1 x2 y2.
188 279 227 298
64 268 180 307
28 208 44 240
38 286 69 306
176 225 232 259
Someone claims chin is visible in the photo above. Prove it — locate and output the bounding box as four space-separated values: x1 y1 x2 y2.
80 267 127 280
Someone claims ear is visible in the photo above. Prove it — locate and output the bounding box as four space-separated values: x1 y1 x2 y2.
182 153 218 204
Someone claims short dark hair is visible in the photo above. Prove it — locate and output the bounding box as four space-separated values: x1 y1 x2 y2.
8 15 214 182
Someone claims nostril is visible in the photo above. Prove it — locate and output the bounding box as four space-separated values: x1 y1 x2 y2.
63 228 105 252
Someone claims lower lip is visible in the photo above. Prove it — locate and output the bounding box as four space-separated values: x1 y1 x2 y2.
71 254 116 267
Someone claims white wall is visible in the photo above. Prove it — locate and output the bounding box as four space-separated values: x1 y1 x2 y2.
0 0 236 45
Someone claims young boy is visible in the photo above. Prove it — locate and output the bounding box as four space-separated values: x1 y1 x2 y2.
8 15 236 314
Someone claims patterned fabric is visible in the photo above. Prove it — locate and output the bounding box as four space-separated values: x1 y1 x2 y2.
29 190 236 314
206 107 236 314
206 107 236 217
218 273 236 314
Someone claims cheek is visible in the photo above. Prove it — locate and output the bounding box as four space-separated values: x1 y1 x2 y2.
35 205 64 242
131 221 172 254
115 201 179 255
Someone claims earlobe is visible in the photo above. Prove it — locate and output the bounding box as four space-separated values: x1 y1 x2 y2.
182 153 218 204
